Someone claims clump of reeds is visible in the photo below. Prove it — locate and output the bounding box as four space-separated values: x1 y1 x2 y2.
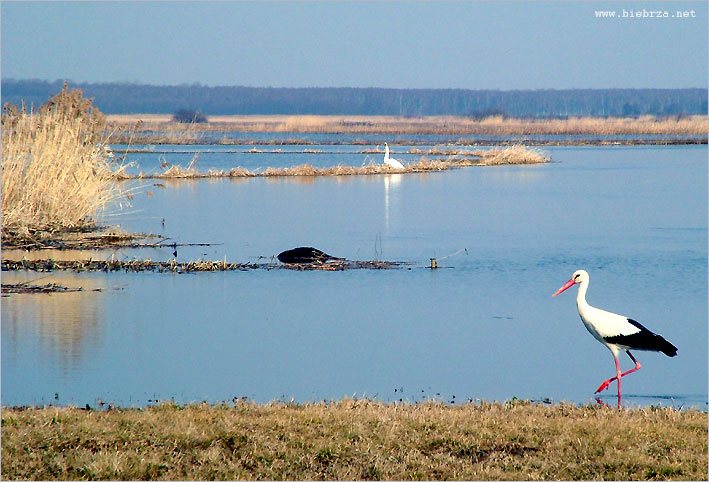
1 83 124 239
159 154 199 178
475 145 549 165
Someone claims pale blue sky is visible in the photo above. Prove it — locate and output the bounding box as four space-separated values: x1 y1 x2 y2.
2 1 707 89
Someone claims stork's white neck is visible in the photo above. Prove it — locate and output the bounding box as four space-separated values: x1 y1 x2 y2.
384 144 390 158
576 279 590 311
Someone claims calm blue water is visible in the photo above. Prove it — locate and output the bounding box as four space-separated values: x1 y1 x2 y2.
2 144 707 409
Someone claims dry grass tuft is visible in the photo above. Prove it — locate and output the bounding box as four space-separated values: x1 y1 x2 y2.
1 400 706 480
475 145 550 165
159 154 199 178
1 84 125 238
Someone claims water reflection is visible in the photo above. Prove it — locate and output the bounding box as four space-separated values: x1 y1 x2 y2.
384 174 402 229
265 175 317 185
2 249 115 262
2 272 106 375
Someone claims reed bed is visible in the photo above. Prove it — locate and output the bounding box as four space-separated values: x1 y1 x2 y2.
116 146 548 180
106 113 708 138
1 229 164 250
2 400 706 480
475 145 550 165
1 258 406 273
118 160 447 180
407 147 480 156
259 159 450 177
1 86 125 239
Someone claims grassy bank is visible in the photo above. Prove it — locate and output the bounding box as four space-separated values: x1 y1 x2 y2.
106 113 708 140
1 400 706 480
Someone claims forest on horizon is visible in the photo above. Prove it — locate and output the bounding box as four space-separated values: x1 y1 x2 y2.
2 79 707 118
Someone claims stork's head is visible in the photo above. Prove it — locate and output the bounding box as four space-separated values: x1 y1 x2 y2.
552 269 589 297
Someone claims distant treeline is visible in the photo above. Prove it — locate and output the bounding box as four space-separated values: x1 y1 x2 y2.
2 79 707 117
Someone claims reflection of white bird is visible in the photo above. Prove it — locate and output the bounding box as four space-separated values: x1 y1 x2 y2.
383 142 404 169
552 269 677 409
384 173 402 228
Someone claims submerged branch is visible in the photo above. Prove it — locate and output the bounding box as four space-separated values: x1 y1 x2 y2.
1 282 105 295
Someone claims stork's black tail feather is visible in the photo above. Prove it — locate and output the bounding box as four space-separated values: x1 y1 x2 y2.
605 318 678 357
657 336 678 357
627 318 678 357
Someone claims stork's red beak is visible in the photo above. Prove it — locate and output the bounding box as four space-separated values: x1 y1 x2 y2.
552 278 575 297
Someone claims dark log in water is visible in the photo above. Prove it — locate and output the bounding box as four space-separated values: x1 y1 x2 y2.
277 247 343 264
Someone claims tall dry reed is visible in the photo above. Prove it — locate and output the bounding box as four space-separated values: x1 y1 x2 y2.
1 85 123 237
474 145 549 165
107 113 709 138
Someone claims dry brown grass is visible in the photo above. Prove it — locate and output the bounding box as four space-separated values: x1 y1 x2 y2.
106 114 708 138
1 400 706 480
260 159 449 177
474 145 550 165
120 160 447 180
1 85 125 239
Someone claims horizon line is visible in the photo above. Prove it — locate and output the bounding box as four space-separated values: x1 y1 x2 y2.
3 78 706 92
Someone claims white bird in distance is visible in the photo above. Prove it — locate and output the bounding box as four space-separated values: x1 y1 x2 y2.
383 142 404 169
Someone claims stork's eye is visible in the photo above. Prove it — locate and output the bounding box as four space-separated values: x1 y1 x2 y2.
574 274 580 279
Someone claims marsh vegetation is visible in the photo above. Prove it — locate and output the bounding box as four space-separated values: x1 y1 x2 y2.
114 146 549 181
1 83 126 245
106 113 708 142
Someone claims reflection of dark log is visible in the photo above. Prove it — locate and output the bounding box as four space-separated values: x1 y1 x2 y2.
277 247 342 264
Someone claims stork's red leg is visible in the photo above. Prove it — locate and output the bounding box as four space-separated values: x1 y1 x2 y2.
594 351 642 394
615 356 622 409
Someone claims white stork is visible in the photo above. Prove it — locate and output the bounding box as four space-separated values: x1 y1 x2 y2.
383 142 404 169
552 269 677 409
